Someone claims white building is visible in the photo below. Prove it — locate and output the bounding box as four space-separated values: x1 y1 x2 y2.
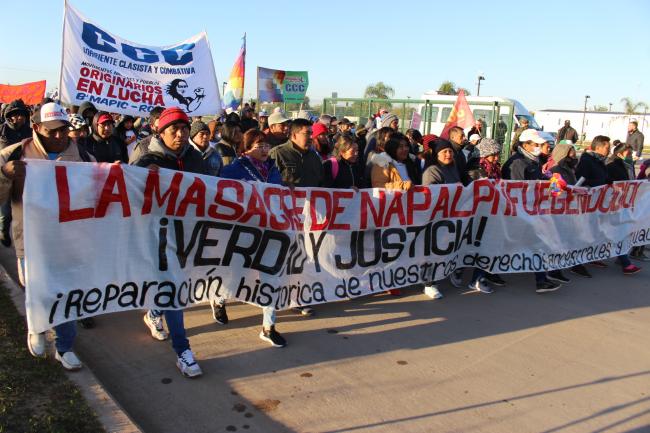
534 109 649 142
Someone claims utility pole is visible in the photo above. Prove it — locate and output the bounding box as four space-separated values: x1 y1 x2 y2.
476 75 485 96
608 102 613 112
580 95 590 143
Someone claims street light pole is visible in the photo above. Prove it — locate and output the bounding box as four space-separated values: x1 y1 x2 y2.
222 81 227 98
580 95 590 143
608 102 613 112
476 75 485 96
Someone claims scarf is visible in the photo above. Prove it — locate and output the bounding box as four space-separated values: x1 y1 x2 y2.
479 158 501 180
246 156 270 182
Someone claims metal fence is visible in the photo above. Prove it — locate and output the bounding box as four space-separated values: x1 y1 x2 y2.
321 97 517 161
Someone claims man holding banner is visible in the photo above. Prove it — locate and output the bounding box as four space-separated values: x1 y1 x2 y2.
0 102 94 370
132 106 206 378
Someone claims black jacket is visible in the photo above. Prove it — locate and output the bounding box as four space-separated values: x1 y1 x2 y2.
132 136 207 175
606 157 631 182
502 149 543 180
269 140 324 187
85 133 128 163
575 151 609 187
451 142 471 185
0 100 32 149
323 157 363 189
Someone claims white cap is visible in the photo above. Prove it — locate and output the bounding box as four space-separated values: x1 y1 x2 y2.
469 134 481 143
519 129 547 144
33 102 69 129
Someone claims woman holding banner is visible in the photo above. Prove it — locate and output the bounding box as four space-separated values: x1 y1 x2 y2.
323 135 364 189
422 138 494 298
371 133 419 295
210 129 287 348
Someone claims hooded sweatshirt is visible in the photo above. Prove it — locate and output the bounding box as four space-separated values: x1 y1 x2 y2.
549 143 577 185
85 112 128 163
0 100 32 149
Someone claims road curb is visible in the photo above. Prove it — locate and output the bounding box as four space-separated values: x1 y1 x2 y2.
0 264 143 433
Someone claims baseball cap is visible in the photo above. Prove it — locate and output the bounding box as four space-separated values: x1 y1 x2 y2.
268 111 290 126
519 129 547 144
31 102 69 129
469 134 481 142
96 113 114 125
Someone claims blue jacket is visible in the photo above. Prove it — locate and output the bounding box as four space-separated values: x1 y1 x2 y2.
220 156 283 185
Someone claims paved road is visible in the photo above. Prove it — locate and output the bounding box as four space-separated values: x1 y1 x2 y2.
3 246 649 433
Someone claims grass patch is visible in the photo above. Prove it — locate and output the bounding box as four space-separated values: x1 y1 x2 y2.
0 283 105 433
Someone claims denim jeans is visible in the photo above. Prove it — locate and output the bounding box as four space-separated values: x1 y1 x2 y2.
149 309 189 355
470 269 486 284
618 254 631 268
216 299 277 329
18 258 77 353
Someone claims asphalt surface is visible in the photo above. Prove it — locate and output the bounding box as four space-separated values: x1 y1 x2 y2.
3 245 650 433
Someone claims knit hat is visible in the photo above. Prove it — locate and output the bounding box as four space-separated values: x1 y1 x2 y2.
476 137 501 157
157 107 190 132
190 120 210 138
68 114 87 131
422 134 438 150
311 122 328 138
381 113 399 128
433 138 453 155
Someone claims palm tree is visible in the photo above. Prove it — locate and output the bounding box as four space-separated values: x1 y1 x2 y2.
438 81 457 95
364 82 395 99
620 97 648 114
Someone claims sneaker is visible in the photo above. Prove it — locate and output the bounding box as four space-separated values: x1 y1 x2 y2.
78 317 95 329
535 279 561 294
293 306 314 316
631 252 650 262
484 273 506 287
210 301 229 325
468 279 494 294
423 285 443 299
569 265 592 278
589 260 608 268
176 349 202 378
387 289 401 296
623 265 642 275
27 332 46 358
55 351 83 370
143 312 168 341
259 326 287 348
449 270 464 288
547 270 570 284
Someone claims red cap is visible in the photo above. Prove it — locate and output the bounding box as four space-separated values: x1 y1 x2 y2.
157 107 190 132
311 122 329 139
97 113 114 125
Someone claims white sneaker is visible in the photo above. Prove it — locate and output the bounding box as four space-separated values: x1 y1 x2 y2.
423 285 443 299
449 270 464 288
176 349 202 378
55 351 83 370
468 279 494 294
27 332 46 358
144 312 168 341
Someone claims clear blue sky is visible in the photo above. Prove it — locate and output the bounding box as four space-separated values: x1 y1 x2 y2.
1 0 649 112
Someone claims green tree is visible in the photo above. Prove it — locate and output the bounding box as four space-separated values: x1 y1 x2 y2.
620 97 648 114
364 82 395 99
438 81 457 95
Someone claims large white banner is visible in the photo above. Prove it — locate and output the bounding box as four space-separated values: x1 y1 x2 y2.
59 1 221 116
23 160 650 333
